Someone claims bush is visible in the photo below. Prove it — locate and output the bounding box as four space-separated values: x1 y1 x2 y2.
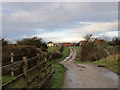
2 38 9 46
95 45 107 60
50 46 64 59
106 45 120 55
16 37 48 51
80 35 119 62
51 50 62 59
2 45 40 66
81 42 97 61
2 45 43 75
59 46 63 52
80 43 118 61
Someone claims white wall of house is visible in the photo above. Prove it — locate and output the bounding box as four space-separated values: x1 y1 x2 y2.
47 43 54 47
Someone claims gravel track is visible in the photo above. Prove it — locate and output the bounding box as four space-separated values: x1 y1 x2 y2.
60 47 118 88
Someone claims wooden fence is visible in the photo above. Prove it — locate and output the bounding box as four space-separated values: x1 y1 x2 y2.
2 52 54 88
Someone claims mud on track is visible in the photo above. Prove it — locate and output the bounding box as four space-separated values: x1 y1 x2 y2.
60 47 118 88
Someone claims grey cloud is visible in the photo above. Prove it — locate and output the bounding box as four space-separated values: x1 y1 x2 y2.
2 2 118 41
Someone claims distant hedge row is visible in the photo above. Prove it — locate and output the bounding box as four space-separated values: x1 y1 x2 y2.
2 45 41 66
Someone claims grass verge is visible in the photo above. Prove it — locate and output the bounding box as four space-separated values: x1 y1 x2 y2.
50 46 70 88
92 54 119 74
73 46 81 63
76 54 119 74
2 76 16 84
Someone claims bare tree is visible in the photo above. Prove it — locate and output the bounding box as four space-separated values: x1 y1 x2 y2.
83 34 92 42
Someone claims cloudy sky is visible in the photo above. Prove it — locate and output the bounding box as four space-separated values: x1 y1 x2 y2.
2 2 118 43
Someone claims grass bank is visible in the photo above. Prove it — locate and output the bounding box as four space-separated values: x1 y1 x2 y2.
92 54 119 74
79 55 119 74
73 46 81 62
50 46 70 88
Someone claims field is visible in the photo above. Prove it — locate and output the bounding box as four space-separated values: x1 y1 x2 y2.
47 47 61 53
49 46 70 88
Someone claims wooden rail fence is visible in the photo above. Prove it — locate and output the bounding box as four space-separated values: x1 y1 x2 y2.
2 52 54 88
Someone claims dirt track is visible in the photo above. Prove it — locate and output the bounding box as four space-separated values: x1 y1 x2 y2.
60 47 118 88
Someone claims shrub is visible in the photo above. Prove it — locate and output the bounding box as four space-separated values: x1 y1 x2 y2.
16 37 48 51
80 34 119 62
106 45 119 55
2 45 43 75
81 42 97 61
2 38 9 46
51 46 64 59
59 46 63 52
95 45 107 60
80 43 119 61
2 45 40 66
51 50 62 59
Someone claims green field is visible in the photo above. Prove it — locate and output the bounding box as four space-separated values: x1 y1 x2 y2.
50 46 70 88
47 47 61 53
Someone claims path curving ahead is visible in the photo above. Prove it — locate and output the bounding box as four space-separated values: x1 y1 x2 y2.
60 47 118 88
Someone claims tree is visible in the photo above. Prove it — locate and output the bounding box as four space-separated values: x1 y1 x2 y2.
16 37 48 51
83 34 92 42
2 38 9 46
41 42 48 51
110 37 120 46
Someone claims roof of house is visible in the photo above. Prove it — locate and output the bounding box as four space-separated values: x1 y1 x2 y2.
47 41 54 44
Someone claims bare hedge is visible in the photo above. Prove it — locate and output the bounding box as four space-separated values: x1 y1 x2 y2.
2 45 40 66
81 42 97 61
80 42 119 61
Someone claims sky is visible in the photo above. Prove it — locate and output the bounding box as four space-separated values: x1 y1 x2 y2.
2 2 118 43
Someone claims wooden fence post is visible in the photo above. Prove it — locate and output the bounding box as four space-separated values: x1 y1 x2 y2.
11 53 14 76
23 57 28 88
37 53 41 82
49 54 52 72
44 52 47 62
104 48 111 56
44 52 47 76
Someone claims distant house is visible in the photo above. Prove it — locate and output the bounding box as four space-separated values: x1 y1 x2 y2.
79 40 88 46
61 43 74 46
56 43 62 46
47 41 54 47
